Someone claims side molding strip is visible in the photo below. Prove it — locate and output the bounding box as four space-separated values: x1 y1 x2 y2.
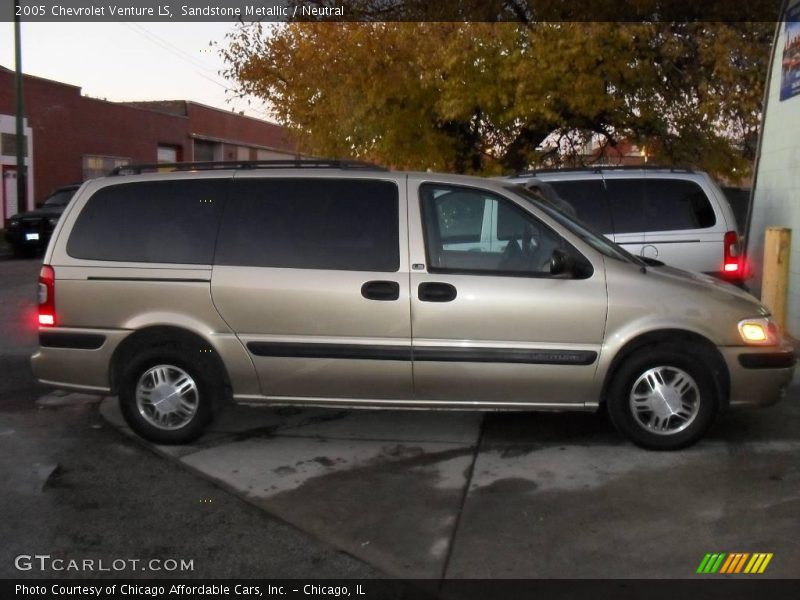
246 342 597 365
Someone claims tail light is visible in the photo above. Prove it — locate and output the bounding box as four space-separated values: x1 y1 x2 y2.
723 231 741 277
38 265 56 327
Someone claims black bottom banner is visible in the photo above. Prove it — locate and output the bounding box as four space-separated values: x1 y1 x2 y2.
5 579 800 600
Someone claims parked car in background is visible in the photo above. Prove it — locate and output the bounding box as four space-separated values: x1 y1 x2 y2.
4 184 81 257
30 160 793 450
505 168 743 282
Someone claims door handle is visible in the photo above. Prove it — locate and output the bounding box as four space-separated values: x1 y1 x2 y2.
418 282 457 302
361 280 400 301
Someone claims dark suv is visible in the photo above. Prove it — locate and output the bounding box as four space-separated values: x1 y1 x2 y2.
4 184 80 257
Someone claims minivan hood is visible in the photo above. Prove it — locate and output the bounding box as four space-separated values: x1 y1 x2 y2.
647 264 760 306
604 259 769 348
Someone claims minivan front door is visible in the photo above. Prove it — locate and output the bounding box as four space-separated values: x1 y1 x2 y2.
409 181 607 407
211 175 412 402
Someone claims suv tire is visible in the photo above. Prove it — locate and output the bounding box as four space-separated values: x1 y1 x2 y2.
607 344 718 450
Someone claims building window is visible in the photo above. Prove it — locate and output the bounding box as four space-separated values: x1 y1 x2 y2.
236 146 251 161
82 155 131 180
1 133 27 157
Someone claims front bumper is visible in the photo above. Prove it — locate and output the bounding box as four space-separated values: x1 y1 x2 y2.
720 344 796 407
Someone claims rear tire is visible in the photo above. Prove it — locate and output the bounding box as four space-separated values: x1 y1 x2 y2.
607 344 718 450
119 345 221 444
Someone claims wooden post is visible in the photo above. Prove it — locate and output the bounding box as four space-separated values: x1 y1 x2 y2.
762 227 791 332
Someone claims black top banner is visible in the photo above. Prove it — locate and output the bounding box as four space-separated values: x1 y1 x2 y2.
0 0 791 22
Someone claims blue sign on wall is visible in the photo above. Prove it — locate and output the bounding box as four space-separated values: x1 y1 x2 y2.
780 5 800 101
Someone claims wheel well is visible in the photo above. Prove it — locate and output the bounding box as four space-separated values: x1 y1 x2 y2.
109 326 232 402
601 329 730 408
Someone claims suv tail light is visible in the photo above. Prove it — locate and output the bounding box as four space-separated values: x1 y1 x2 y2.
38 265 56 327
723 231 741 278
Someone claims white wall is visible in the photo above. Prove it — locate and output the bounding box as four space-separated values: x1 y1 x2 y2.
747 9 800 336
0 113 34 213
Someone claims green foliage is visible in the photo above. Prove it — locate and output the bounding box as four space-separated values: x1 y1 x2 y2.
221 22 774 179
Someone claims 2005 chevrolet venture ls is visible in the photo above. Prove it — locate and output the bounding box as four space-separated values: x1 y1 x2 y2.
31 160 796 450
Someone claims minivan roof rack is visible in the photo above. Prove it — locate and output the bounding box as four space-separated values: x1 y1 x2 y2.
512 164 696 177
108 159 388 176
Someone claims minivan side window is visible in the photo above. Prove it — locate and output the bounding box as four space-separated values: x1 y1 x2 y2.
420 184 581 277
546 180 614 234
605 179 647 235
67 180 227 264
215 179 399 272
645 179 716 231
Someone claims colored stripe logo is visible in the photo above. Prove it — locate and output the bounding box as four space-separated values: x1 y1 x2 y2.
697 553 773 574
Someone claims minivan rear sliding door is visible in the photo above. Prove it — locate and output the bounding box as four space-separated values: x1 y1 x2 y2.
210 174 413 402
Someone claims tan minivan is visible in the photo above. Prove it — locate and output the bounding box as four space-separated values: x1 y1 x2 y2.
31 161 795 450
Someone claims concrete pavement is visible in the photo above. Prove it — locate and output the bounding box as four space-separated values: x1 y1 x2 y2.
100 388 800 579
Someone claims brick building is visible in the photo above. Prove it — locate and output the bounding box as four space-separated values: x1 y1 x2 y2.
0 66 297 222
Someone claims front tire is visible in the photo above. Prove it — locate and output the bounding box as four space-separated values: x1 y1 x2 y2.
119 346 219 444
607 344 719 450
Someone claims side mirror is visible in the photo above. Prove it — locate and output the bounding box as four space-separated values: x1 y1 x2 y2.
550 248 574 277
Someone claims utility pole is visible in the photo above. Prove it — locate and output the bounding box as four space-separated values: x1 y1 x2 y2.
14 0 27 214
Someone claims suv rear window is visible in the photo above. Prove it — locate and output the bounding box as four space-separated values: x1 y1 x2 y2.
67 180 227 264
645 179 716 231
548 177 716 235
215 179 399 272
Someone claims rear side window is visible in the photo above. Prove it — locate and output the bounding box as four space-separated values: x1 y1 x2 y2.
215 179 399 272
67 180 227 264
546 180 613 234
645 179 716 231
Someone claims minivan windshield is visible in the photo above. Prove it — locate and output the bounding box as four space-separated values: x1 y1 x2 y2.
506 184 645 266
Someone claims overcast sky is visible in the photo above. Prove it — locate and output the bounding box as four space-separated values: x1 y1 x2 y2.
0 21 272 119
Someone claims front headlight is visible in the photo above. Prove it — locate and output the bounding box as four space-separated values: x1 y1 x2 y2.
8 219 19 228
738 317 778 345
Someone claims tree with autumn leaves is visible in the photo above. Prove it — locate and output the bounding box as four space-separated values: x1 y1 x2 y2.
221 21 773 179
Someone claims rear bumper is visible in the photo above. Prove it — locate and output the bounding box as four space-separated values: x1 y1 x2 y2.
31 328 129 393
720 345 796 407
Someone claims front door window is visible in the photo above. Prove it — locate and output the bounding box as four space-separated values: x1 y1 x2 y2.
420 184 579 277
